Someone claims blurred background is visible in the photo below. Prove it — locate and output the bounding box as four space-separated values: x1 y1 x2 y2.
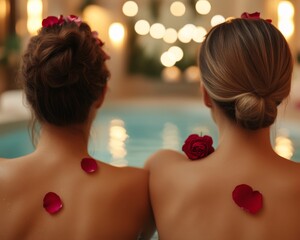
0 0 299 96
0 0 299 164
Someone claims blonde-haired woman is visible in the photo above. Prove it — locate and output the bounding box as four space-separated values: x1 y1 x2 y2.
146 12 300 240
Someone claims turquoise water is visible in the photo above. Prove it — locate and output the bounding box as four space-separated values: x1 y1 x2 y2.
0 102 299 164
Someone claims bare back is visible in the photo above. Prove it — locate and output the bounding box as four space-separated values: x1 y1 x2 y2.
0 155 154 240
146 149 300 240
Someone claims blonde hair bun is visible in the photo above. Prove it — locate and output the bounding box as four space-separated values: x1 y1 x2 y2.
235 93 277 130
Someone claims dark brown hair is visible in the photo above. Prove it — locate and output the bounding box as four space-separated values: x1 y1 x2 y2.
199 18 293 130
21 20 110 126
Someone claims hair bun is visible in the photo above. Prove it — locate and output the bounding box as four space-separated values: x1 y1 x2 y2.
39 30 83 88
235 93 277 130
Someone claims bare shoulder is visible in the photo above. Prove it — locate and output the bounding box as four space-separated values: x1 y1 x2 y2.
284 161 300 185
104 164 149 189
145 149 187 171
0 157 8 162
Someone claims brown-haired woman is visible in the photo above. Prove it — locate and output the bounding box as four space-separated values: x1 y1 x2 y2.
146 13 300 240
0 15 154 240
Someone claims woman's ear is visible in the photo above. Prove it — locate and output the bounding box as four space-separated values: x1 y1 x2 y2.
200 84 213 108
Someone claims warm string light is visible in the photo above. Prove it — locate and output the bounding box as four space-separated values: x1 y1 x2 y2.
170 1 186 17
27 0 43 35
277 1 294 39
108 22 125 46
195 0 211 15
122 0 225 80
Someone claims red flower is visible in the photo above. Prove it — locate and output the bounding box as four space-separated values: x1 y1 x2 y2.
57 15 65 25
66 15 82 26
81 157 99 173
43 192 63 214
42 16 60 28
92 31 104 47
241 12 272 23
92 31 111 60
232 184 263 214
182 134 214 160
42 15 65 28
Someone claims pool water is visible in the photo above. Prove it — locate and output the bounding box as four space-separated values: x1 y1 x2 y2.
0 101 299 165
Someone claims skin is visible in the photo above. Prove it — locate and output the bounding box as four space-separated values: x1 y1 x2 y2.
145 87 300 240
0 97 155 240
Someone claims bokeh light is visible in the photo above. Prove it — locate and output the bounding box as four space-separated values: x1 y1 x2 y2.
211 15 226 27
27 0 43 35
162 122 181 148
161 51 177 67
109 119 129 167
178 24 196 43
278 1 294 39
278 19 294 38
278 1 294 18
162 67 182 83
150 23 166 39
195 0 211 15
192 26 207 43
109 22 125 45
163 28 178 43
168 46 184 62
170 1 186 17
184 66 200 82
122 1 138 17
135 20 150 35
275 135 294 160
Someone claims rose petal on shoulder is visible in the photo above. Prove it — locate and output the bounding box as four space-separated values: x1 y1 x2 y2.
43 192 63 214
81 157 99 173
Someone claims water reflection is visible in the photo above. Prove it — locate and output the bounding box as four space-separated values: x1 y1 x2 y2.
109 119 129 167
162 122 180 150
192 126 211 136
274 128 294 160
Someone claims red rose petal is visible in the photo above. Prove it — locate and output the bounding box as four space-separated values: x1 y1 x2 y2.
43 192 63 214
81 157 98 173
232 184 263 214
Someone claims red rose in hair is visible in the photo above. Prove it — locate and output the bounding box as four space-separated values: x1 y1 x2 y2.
57 15 65 25
241 11 272 23
182 134 214 160
66 14 82 26
42 16 60 28
42 15 65 28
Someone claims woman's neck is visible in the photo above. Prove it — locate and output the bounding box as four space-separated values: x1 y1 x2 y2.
35 123 90 158
215 115 277 162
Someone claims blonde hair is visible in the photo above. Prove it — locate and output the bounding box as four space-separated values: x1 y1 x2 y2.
199 18 293 130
